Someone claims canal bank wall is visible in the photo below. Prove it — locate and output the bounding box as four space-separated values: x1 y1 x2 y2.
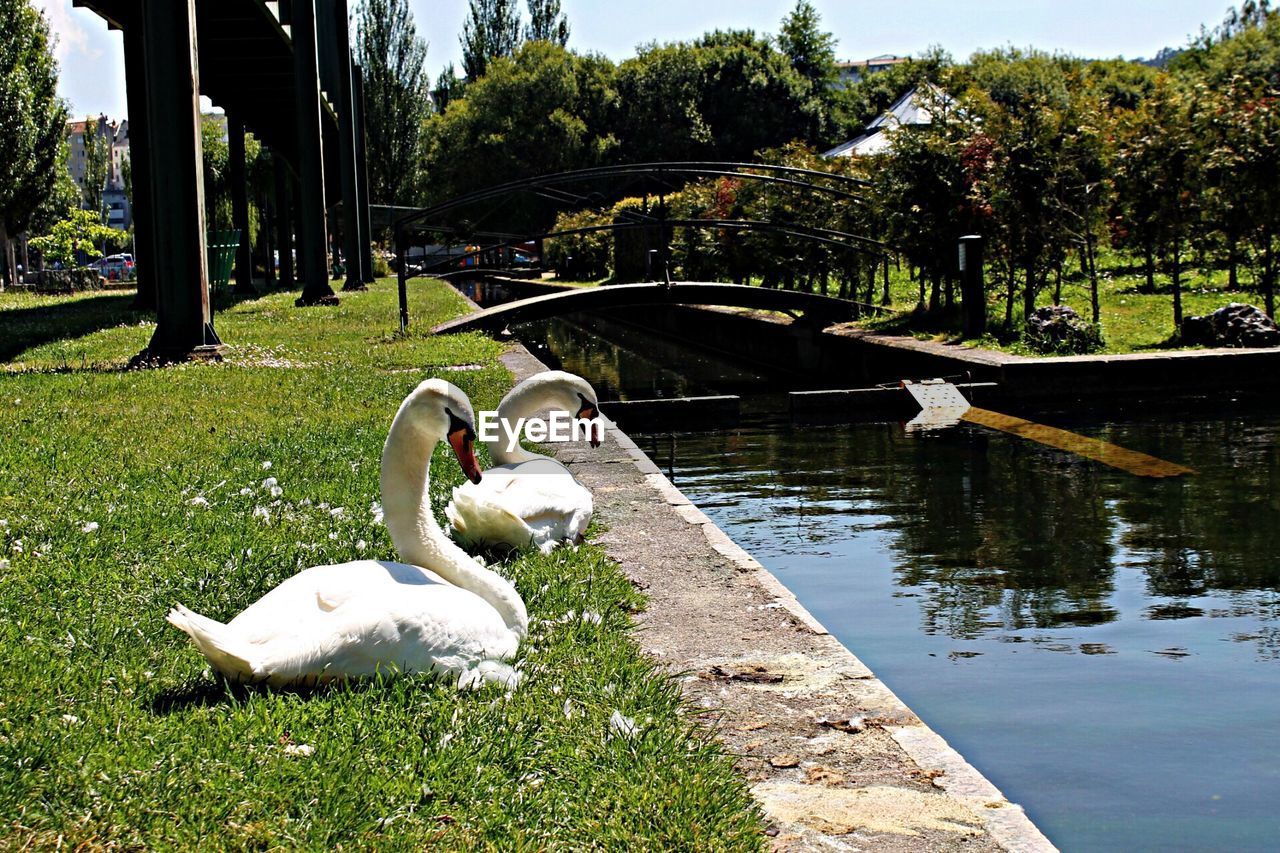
448 282 1054 850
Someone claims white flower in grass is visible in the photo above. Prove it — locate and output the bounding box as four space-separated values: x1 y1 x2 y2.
370 501 384 524
0 558 9 571
283 743 315 757
80 522 99 534
0 519 7 529
269 485 283 498
188 496 210 508
261 477 278 490
328 506 345 519
300 498 312 507
253 506 271 523
261 461 273 470
239 487 253 496
582 611 602 625
328 532 338 540
563 699 573 719
608 710 639 740
61 714 80 726
356 540 367 553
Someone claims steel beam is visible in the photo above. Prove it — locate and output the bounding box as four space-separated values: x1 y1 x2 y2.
290 0 338 305
134 0 222 362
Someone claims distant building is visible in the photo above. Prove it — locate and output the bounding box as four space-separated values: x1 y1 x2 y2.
834 54 911 88
822 85 952 158
64 115 132 230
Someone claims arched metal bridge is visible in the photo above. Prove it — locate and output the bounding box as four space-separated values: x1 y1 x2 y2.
393 161 888 332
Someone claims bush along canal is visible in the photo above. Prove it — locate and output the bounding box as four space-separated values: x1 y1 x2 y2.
474 279 1280 851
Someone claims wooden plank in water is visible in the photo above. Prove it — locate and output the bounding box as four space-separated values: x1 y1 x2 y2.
960 407 1194 478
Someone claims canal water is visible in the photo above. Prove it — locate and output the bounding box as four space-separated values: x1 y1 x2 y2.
478 283 1280 850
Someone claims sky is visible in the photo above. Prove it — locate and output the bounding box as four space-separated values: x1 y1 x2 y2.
38 0 1234 121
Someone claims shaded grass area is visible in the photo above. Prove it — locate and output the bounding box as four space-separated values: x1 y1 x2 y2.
0 281 762 848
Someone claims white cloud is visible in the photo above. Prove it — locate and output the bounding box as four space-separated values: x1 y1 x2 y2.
33 0 102 62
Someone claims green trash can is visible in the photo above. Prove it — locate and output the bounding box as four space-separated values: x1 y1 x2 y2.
207 229 241 294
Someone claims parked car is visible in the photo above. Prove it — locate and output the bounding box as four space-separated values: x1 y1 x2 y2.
89 254 136 281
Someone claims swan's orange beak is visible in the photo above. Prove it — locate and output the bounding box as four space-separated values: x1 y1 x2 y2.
576 401 602 448
447 422 482 484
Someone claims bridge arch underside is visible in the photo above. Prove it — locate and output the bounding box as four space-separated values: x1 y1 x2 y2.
392 162 888 281
430 281 878 336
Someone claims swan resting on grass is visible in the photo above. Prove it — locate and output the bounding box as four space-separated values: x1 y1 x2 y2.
446 371 601 554
167 379 527 689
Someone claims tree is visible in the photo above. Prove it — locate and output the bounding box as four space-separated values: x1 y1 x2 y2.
1115 80 1202 329
357 0 430 206
433 63 465 113
424 41 618 220
461 0 522 81
0 0 68 288
615 32 820 162
80 115 109 223
777 1 835 92
29 208 116 267
525 0 568 46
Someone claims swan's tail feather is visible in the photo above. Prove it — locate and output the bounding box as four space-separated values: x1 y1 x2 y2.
457 660 522 690
166 604 257 681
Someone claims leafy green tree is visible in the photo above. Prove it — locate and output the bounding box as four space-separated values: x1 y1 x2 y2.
525 0 568 46
434 63 465 113
80 116 109 222
29 208 116 267
357 0 430 205
615 32 819 161
1199 78 1280 315
461 0 522 80
1115 80 1202 329
967 50 1075 322
0 0 67 288
778 1 835 92
424 41 618 226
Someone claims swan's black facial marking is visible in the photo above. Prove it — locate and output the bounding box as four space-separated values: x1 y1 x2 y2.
444 406 476 441
444 406 482 484
574 392 602 448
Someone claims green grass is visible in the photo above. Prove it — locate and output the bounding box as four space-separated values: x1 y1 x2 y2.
0 281 763 848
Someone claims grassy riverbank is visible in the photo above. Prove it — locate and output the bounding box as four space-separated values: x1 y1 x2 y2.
0 281 763 848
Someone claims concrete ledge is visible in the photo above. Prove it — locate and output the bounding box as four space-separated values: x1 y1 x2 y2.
496 344 1056 852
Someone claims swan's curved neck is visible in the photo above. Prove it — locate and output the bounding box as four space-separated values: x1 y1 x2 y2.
488 381 557 466
380 407 527 638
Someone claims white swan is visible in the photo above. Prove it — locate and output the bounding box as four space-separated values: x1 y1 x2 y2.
445 371 601 554
166 378 528 689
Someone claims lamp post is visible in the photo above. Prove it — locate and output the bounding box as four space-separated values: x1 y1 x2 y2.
959 235 985 338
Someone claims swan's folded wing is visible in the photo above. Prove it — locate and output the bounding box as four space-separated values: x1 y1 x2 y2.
447 483 536 550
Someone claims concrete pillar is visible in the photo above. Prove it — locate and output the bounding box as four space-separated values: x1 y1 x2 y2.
353 63 374 282
135 0 222 362
273 153 294 289
228 114 256 295
291 0 338 305
122 20 157 311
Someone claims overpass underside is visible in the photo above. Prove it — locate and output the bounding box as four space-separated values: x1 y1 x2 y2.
72 0 374 361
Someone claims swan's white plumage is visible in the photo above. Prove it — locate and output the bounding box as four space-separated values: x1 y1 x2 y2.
166 379 526 689
446 372 599 553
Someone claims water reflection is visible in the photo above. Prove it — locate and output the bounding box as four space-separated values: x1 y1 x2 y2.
661 419 1280 645
514 314 790 401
